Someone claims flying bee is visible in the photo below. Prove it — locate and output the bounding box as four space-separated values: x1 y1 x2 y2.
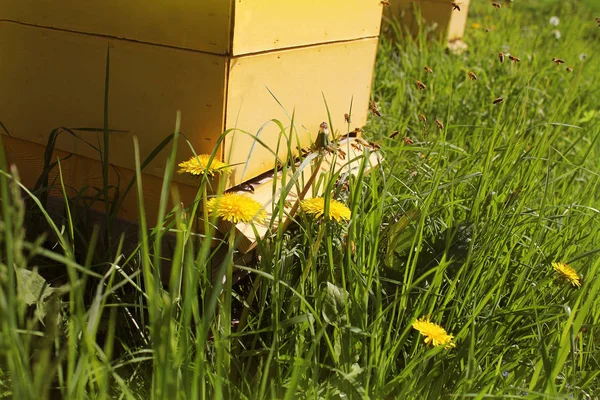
566 67 573 73
380 0 391 6
300 147 310 157
498 52 505 63
491 2 501 8
351 142 363 152
419 113 427 123
390 130 400 139
468 71 477 80
424 66 433 74
508 55 520 63
415 80 427 90
369 100 382 117
451 2 461 11
552 57 565 65
344 113 351 123
368 141 381 150
403 137 414 145
337 148 347 160
485 27 493 32
493 97 504 104
435 118 444 130
356 138 370 147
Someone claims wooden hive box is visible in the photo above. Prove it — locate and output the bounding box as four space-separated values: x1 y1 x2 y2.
0 1 384 222
383 0 470 43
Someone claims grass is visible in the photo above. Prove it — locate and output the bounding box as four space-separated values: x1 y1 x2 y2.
1 0 600 398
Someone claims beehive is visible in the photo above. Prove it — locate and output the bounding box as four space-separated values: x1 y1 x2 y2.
383 0 470 42
0 1 384 221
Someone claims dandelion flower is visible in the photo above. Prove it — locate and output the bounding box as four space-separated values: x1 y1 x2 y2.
207 193 266 224
178 155 231 176
412 316 455 348
471 22 482 29
549 16 560 26
552 262 581 288
300 197 351 222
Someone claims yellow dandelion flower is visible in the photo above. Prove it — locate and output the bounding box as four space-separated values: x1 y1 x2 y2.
552 262 581 288
471 22 482 29
300 197 351 222
412 316 455 348
206 193 266 224
178 155 231 176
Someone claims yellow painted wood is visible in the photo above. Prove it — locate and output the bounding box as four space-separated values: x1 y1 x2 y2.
232 0 383 55
384 0 470 42
1 0 232 54
224 38 379 185
2 0 383 56
0 22 227 182
1 135 204 224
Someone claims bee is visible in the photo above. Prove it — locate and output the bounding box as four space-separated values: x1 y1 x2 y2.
424 66 433 74
380 0 391 6
419 113 427 123
493 97 504 104
435 118 444 130
485 27 493 33
344 113 351 123
351 142 363 152
369 100 381 117
240 183 255 193
390 130 400 139
350 127 364 137
499 52 505 63
415 80 427 90
300 147 310 157
368 141 381 150
552 57 565 65
227 182 255 194
356 137 370 147
403 137 414 145
468 71 477 80
491 2 501 8
284 200 293 208
508 55 520 63
595 16 600 27
566 67 573 73
337 148 347 160
451 2 461 11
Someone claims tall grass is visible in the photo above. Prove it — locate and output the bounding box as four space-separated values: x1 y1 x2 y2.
1 0 599 398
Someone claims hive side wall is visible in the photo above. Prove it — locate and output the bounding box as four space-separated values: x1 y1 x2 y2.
0 0 232 54
0 22 227 182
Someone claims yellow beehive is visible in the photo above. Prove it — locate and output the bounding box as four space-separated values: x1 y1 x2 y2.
0 1 384 221
383 0 470 42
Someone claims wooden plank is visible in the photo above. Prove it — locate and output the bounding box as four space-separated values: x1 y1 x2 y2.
0 22 227 183
232 0 383 55
383 0 471 42
220 137 381 253
1 135 206 225
224 37 379 186
1 0 232 54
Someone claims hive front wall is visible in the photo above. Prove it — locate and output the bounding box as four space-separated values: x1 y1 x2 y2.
224 38 379 185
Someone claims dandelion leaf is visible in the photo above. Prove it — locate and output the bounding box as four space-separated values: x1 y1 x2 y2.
322 282 350 326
